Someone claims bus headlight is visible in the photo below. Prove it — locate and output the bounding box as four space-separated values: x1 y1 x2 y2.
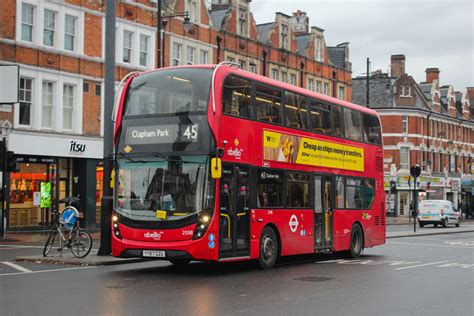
112 213 122 239
193 213 212 240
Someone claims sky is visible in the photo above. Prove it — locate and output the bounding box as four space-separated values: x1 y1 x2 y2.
248 0 474 90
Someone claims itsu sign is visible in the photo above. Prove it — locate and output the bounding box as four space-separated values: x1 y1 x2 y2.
69 140 86 153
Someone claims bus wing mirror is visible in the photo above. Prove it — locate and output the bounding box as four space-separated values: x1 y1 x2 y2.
211 158 222 179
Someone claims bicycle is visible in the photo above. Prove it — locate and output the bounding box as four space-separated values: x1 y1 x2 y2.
43 196 93 258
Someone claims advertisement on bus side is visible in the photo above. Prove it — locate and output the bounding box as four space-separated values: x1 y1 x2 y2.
263 130 364 172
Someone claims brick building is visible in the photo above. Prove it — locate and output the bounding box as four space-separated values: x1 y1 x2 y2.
0 0 352 230
353 55 474 217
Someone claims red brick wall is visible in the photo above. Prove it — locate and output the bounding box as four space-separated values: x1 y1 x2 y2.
82 81 101 136
84 13 103 58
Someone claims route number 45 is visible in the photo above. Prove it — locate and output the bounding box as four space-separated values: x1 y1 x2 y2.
183 125 198 140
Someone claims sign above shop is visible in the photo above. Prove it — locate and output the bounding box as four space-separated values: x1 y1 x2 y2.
9 132 102 159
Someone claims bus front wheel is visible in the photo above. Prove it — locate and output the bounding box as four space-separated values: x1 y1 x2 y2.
344 224 364 258
259 226 279 270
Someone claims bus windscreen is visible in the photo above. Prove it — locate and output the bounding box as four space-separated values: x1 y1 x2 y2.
124 68 213 117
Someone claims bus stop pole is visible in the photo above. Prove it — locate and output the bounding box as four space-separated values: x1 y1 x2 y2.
97 0 115 255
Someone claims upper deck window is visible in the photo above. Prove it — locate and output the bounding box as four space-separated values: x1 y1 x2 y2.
363 113 382 145
343 108 363 142
285 92 308 130
222 75 252 118
255 84 282 124
310 99 331 134
124 68 212 117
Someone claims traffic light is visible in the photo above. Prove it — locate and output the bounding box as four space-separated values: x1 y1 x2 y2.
6 151 19 173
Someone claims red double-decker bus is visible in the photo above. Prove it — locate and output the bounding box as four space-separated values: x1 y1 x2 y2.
112 63 385 269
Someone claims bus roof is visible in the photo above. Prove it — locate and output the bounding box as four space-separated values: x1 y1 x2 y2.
135 64 379 117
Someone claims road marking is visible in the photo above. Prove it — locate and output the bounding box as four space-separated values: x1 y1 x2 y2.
0 245 44 249
1 261 32 273
387 241 474 249
0 266 95 277
394 261 449 270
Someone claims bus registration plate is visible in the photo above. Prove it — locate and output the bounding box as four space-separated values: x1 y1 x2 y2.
143 250 166 258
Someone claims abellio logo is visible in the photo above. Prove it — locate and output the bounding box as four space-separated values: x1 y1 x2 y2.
144 232 162 240
227 147 243 158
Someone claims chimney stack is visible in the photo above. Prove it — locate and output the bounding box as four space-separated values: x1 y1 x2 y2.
390 54 405 78
425 68 440 84
290 10 309 35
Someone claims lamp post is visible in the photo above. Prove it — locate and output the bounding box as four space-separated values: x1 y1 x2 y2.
157 6 191 68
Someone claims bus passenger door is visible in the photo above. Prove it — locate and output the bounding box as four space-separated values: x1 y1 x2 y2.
314 175 334 250
219 165 250 258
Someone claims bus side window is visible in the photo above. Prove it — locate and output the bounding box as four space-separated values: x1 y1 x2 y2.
344 109 363 142
285 92 308 130
363 113 382 145
335 176 345 209
310 99 332 134
257 169 284 207
222 75 253 118
332 106 344 138
255 84 282 124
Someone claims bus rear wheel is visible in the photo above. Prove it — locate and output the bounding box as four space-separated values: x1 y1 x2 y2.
259 226 278 270
344 224 363 258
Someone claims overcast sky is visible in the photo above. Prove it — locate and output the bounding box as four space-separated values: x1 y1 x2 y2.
249 0 473 90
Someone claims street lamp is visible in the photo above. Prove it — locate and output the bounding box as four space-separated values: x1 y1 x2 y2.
160 13 191 68
156 0 191 68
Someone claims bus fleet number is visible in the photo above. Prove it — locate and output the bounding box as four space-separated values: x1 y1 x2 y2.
183 125 198 140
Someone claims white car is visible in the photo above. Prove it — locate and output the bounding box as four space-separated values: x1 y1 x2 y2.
417 200 461 228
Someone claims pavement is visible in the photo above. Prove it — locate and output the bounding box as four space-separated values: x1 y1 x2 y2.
2 219 474 266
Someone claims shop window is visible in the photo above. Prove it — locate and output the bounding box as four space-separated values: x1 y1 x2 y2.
9 162 54 228
255 84 282 124
310 99 331 134
285 92 308 129
257 170 284 208
222 75 252 118
286 173 310 208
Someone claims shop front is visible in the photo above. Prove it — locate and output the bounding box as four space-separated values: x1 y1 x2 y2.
7 131 103 230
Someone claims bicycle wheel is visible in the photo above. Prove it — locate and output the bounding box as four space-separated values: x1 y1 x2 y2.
43 231 57 257
70 231 93 258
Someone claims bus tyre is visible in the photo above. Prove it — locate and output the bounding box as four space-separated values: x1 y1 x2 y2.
344 224 363 259
259 226 278 270
419 222 424 228
169 258 191 267
456 219 460 227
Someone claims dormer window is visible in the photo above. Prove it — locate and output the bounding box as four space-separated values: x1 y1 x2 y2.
186 0 199 24
401 86 411 97
316 37 322 61
238 7 248 36
281 24 288 49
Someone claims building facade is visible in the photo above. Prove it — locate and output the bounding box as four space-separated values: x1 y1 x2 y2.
0 0 352 230
353 55 474 217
